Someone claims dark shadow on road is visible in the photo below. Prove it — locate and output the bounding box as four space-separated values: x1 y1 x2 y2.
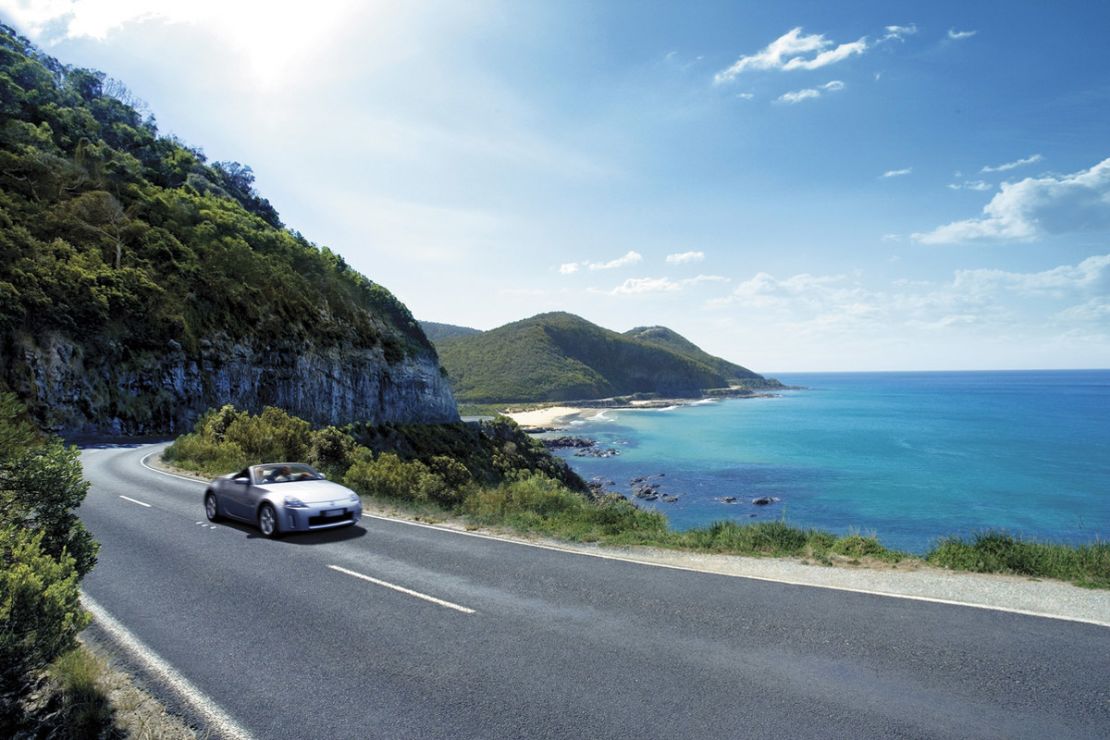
214 519 369 544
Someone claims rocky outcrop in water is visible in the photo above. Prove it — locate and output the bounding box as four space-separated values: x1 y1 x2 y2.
10 330 458 435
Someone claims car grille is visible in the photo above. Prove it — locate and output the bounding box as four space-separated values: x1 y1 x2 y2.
308 510 353 526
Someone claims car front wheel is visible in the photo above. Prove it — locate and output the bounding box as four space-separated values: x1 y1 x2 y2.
204 492 221 522
258 503 280 538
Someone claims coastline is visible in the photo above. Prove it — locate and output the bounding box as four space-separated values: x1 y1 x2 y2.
503 389 783 430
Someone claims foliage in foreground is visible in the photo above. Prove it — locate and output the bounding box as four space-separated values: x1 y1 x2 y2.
166 403 1109 589
0 393 97 732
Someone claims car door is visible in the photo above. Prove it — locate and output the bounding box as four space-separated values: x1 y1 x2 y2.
223 468 254 520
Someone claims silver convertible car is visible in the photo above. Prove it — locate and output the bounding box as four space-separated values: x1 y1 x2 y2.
204 463 362 537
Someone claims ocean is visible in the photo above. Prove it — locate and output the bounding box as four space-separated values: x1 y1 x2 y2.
544 370 1110 553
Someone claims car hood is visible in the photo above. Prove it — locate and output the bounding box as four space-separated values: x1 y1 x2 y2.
257 480 356 504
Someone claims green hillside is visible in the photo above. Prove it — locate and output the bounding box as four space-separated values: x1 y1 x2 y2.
419 320 481 342
436 311 780 403
0 24 454 431
623 325 766 382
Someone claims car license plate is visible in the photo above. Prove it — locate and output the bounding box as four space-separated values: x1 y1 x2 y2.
324 509 342 517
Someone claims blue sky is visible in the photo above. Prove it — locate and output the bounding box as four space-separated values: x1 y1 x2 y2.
3 1 1109 371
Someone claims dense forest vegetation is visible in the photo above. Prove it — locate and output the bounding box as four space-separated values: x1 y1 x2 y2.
418 320 481 342
434 311 781 403
0 23 448 431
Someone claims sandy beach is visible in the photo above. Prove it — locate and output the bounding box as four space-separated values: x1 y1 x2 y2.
503 405 589 428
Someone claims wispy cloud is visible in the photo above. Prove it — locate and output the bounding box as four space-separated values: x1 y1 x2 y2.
881 24 918 42
589 250 642 270
609 274 728 295
980 153 1043 173
882 167 912 178
560 250 644 275
666 251 705 264
776 80 845 104
913 157 1110 244
948 28 977 40
778 89 820 104
947 180 993 192
715 27 867 84
709 254 1110 338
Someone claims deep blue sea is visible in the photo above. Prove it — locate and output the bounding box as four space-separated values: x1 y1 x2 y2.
545 370 1110 553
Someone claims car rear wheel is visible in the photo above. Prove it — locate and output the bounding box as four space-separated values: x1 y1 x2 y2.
204 492 221 522
258 503 280 538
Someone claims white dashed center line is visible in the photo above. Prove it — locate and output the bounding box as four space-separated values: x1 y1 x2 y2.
327 564 476 614
119 495 151 508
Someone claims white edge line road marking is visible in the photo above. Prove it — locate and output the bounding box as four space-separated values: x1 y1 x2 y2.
327 564 476 614
82 593 256 740
119 495 151 508
137 444 1109 629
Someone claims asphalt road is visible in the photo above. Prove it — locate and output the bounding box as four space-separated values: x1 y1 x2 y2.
79 443 1110 739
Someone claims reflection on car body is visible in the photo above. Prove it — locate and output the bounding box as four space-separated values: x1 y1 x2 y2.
204 462 362 538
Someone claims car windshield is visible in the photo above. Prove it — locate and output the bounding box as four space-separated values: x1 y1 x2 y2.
253 463 323 484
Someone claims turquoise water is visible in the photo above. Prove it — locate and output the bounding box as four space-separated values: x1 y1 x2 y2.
547 370 1110 553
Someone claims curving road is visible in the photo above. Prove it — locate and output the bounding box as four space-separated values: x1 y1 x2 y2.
78 443 1110 739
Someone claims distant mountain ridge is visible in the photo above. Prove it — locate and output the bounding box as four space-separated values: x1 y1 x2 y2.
419 321 481 342
434 312 781 403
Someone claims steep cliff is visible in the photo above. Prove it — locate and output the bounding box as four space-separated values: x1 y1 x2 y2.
0 24 457 432
13 331 456 434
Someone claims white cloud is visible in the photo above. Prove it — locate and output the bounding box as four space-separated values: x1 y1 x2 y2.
947 180 993 191
609 274 727 295
980 154 1043 173
588 250 642 271
666 250 705 264
784 40 867 71
948 28 977 40
714 27 866 84
709 255 1110 342
1057 297 1110 322
736 92 755 100
0 0 364 84
776 80 844 104
913 157 1110 244
881 24 918 42
952 254 1110 297
557 250 643 274
777 88 820 104
882 167 912 178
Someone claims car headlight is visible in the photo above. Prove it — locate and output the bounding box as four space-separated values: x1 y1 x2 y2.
348 491 360 502
283 496 308 508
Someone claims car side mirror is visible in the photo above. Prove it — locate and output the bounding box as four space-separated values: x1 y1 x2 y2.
319 473 327 480
234 478 249 485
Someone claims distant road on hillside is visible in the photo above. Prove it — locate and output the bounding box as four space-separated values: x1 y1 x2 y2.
79 444 1110 739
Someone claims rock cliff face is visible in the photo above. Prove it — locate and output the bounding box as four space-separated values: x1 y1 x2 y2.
11 331 458 435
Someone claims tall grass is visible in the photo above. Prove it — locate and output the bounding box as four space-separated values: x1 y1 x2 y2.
48 647 115 738
927 532 1110 588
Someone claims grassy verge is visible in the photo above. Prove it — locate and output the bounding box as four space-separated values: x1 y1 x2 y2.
19 643 198 739
927 532 1109 589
